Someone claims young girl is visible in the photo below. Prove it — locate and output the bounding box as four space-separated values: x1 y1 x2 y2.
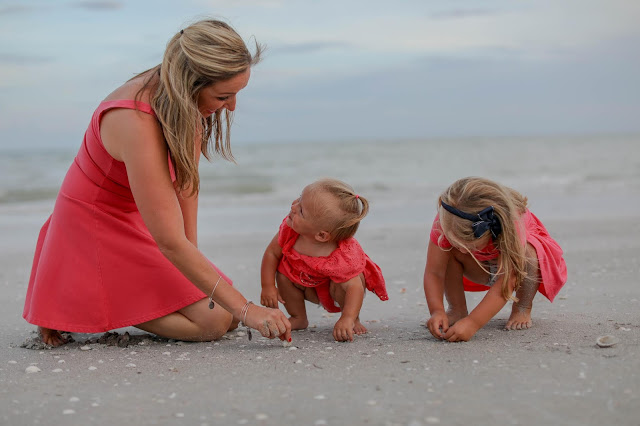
423 177 567 342
261 178 388 342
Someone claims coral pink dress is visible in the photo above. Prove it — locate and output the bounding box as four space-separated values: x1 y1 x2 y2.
430 210 567 301
23 100 231 333
276 218 388 313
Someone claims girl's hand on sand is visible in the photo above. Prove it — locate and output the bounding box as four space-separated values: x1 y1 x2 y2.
443 317 479 342
427 311 449 340
245 304 291 341
333 316 355 342
260 286 284 309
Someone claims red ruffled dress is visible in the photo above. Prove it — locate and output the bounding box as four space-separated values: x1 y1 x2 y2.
276 218 388 313
23 100 231 333
430 210 567 301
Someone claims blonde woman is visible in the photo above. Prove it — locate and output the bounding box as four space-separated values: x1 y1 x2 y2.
423 177 567 342
23 19 291 346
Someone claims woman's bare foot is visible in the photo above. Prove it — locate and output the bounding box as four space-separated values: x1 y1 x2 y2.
505 304 533 330
353 318 368 335
38 326 67 347
446 308 468 326
288 316 309 330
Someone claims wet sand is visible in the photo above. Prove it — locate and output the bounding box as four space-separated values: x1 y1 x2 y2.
1 217 639 425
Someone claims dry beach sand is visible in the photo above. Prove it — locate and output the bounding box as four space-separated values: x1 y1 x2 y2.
1 214 639 426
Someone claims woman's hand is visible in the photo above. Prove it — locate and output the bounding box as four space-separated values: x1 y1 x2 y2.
244 303 291 342
443 317 479 342
426 311 449 340
260 285 284 309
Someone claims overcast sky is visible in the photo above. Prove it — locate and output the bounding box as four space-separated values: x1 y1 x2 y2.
1 0 639 149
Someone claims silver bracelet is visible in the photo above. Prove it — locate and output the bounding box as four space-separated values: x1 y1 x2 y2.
208 276 222 309
239 300 254 341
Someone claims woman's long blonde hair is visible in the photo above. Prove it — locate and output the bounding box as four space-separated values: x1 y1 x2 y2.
437 177 530 300
135 19 263 194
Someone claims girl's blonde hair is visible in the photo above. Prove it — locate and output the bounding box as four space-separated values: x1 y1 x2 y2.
135 19 263 195
310 178 369 242
437 177 530 300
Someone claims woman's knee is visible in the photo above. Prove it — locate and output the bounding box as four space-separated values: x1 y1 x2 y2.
198 308 233 341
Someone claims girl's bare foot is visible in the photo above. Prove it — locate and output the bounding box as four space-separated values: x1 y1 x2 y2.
446 308 468 326
38 326 67 347
288 316 309 330
353 318 367 335
505 304 533 330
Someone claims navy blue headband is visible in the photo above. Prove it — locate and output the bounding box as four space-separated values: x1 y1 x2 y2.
440 201 503 239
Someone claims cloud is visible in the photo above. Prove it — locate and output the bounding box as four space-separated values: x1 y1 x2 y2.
0 4 32 15
71 1 124 11
430 9 497 20
0 53 54 66
268 41 354 56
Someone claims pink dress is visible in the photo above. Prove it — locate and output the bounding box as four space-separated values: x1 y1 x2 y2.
430 210 567 301
276 218 388 313
23 100 231 333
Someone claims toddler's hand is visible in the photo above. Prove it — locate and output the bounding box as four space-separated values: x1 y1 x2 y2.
443 317 479 342
260 286 283 309
333 316 355 342
426 311 449 340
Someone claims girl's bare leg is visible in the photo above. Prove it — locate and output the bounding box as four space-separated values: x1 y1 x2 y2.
330 275 367 334
275 272 309 330
135 298 233 341
446 249 494 325
38 327 68 347
506 243 539 330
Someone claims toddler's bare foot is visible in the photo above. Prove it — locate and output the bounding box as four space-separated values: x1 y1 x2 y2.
446 308 468 326
353 318 368 335
288 316 309 331
38 326 67 347
505 304 533 330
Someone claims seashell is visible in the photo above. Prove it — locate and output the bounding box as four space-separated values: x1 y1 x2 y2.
596 335 619 348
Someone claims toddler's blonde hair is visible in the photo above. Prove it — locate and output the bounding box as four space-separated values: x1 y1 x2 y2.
309 178 369 242
437 177 530 300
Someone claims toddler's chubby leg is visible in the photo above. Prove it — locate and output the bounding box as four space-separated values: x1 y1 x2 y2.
506 243 539 330
330 274 367 341
38 326 68 347
276 272 310 330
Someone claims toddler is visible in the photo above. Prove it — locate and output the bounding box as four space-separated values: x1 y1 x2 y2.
424 177 567 342
261 178 388 342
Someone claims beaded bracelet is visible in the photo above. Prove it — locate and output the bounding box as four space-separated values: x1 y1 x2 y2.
238 300 253 341
207 276 222 309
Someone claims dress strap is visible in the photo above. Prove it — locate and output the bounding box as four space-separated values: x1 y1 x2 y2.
96 99 156 118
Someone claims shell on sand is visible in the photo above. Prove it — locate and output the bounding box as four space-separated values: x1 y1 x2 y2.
596 335 619 348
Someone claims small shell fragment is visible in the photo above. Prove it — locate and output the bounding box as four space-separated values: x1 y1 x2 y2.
596 335 619 348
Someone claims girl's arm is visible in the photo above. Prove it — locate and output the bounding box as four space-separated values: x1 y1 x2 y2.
333 275 365 342
444 260 515 342
101 108 291 340
423 240 452 338
260 233 284 308
467 270 514 328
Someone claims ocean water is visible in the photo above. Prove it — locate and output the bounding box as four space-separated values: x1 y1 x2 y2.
1 134 639 249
